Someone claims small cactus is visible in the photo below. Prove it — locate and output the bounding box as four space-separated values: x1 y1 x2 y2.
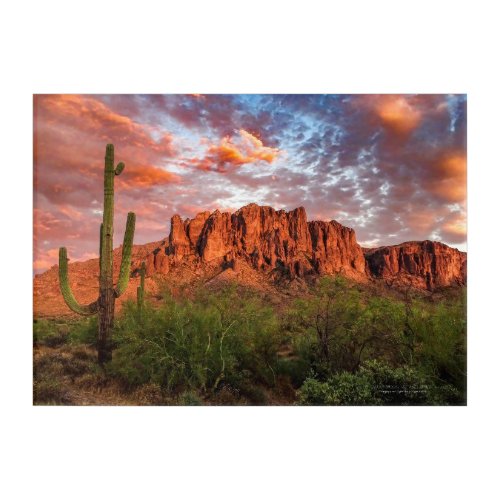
58 144 136 364
137 262 146 312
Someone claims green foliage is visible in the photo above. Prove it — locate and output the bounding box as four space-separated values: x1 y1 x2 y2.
286 276 403 376
137 262 146 311
108 285 283 400
37 271 466 406
67 317 99 347
178 391 203 406
285 277 466 404
411 293 467 392
298 360 461 406
33 319 67 347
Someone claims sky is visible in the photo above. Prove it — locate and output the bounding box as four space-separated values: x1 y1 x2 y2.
33 94 466 274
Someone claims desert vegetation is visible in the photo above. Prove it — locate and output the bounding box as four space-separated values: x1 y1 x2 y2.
33 277 466 405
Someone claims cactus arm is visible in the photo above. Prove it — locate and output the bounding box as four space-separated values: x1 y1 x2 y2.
140 262 145 290
115 212 136 297
137 262 146 312
58 247 98 316
115 162 125 176
99 223 103 275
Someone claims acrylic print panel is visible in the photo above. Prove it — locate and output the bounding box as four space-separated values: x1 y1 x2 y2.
33 94 467 406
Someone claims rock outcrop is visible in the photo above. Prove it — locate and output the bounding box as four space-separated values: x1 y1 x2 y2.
149 203 367 280
136 204 466 290
364 241 467 289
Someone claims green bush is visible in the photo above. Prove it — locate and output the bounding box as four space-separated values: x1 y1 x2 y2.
286 277 465 404
33 373 73 405
33 319 67 347
286 277 405 376
412 295 466 393
108 286 283 395
32 274 465 406
297 360 460 406
67 317 98 347
178 391 203 406
34 317 99 348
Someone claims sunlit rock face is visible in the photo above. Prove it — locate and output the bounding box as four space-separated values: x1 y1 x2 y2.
148 204 467 290
364 241 467 290
164 203 368 280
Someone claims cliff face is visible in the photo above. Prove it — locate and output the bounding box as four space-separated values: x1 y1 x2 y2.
144 203 367 280
138 204 466 290
364 241 467 289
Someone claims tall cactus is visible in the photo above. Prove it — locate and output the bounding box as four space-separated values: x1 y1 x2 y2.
58 144 136 364
137 262 146 312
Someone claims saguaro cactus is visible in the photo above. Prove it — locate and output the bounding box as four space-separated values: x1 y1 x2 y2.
137 262 146 312
59 144 136 364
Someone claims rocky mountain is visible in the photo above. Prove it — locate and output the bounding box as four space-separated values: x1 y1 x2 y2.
34 203 467 317
364 241 467 290
142 204 366 280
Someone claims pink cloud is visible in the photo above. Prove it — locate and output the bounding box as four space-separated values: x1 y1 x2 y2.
189 129 281 172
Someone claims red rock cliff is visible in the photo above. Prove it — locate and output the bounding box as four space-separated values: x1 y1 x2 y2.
364 241 467 290
139 205 466 290
153 203 367 280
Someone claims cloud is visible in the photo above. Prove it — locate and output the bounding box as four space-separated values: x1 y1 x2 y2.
33 247 60 273
374 95 422 135
440 216 467 244
189 129 280 172
425 151 467 203
119 164 181 189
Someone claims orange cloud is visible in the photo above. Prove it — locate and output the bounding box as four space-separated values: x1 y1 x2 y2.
119 164 181 189
374 95 422 136
442 219 466 240
190 129 280 172
58 205 84 221
34 94 181 211
427 152 467 203
352 95 424 138
36 95 176 156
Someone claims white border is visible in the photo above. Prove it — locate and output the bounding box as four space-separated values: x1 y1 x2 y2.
1 1 499 499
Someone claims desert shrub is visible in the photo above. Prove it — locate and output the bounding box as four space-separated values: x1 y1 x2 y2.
234 380 269 405
412 295 466 394
275 357 312 388
67 316 98 347
297 360 460 406
34 317 100 349
75 371 108 390
33 375 73 405
286 277 466 403
359 360 460 405
35 353 93 382
133 383 165 405
109 286 283 395
178 391 203 406
33 319 67 347
286 277 405 377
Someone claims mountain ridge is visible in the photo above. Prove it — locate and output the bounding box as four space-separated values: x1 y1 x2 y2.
34 203 467 317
